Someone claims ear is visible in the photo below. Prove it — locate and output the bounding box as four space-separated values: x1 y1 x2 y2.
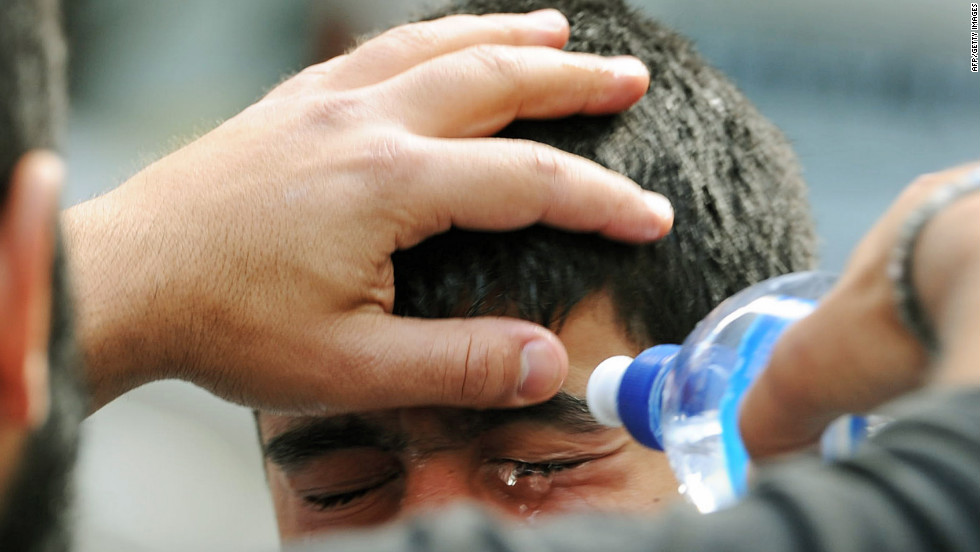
0 151 63 428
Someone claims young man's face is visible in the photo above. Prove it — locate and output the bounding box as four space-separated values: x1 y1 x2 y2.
258 294 678 540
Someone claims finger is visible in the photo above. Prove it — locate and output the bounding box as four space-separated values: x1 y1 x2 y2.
318 10 570 90
372 45 650 138
329 313 569 410
380 136 672 248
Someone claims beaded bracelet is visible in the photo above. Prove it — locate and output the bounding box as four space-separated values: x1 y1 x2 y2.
887 168 980 356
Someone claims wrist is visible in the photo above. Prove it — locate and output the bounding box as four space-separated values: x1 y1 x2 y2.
61 186 171 409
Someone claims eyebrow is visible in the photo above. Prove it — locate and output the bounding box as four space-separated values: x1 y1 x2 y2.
262 391 608 472
480 391 608 434
263 415 405 473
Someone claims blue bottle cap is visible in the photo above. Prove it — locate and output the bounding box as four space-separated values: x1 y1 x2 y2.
617 344 681 452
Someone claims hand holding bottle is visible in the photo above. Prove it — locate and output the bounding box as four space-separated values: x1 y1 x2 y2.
740 163 980 459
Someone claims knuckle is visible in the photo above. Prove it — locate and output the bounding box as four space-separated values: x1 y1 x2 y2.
300 54 347 77
908 173 941 193
459 337 495 404
500 144 568 223
464 44 524 83
901 171 953 209
380 21 442 53
439 332 507 406
530 145 565 189
480 16 521 42
437 335 473 403
309 90 364 125
358 131 420 189
354 132 437 250
907 168 964 195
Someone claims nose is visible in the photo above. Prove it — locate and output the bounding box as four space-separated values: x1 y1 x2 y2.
397 453 482 518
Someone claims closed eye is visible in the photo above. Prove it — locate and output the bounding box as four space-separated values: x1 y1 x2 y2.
498 458 590 477
303 470 400 511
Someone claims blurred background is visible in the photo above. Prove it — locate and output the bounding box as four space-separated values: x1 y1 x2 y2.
62 1 977 551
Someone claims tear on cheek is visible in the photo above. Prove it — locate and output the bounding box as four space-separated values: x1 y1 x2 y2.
500 463 556 494
487 463 558 521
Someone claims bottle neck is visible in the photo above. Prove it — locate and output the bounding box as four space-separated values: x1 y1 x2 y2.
645 355 675 451
617 344 680 451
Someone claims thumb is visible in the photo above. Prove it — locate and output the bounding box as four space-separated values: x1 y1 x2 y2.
337 313 568 411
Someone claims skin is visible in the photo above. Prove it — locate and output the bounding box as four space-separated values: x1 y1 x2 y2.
60 10 675 416
259 294 677 539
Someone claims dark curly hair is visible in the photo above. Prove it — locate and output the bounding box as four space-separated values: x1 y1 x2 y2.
392 0 817 348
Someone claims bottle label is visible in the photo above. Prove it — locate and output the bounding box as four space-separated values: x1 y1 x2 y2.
719 296 817 498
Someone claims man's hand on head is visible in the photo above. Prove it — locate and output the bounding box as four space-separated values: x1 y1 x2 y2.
61 10 674 415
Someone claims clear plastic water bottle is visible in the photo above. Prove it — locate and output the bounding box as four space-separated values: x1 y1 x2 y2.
586 271 885 513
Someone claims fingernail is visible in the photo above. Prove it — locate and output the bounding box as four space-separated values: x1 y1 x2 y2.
519 339 563 399
606 56 649 78
642 192 673 238
526 9 568 31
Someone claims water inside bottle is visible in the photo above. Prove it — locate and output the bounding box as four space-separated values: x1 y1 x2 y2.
662 410 738 513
